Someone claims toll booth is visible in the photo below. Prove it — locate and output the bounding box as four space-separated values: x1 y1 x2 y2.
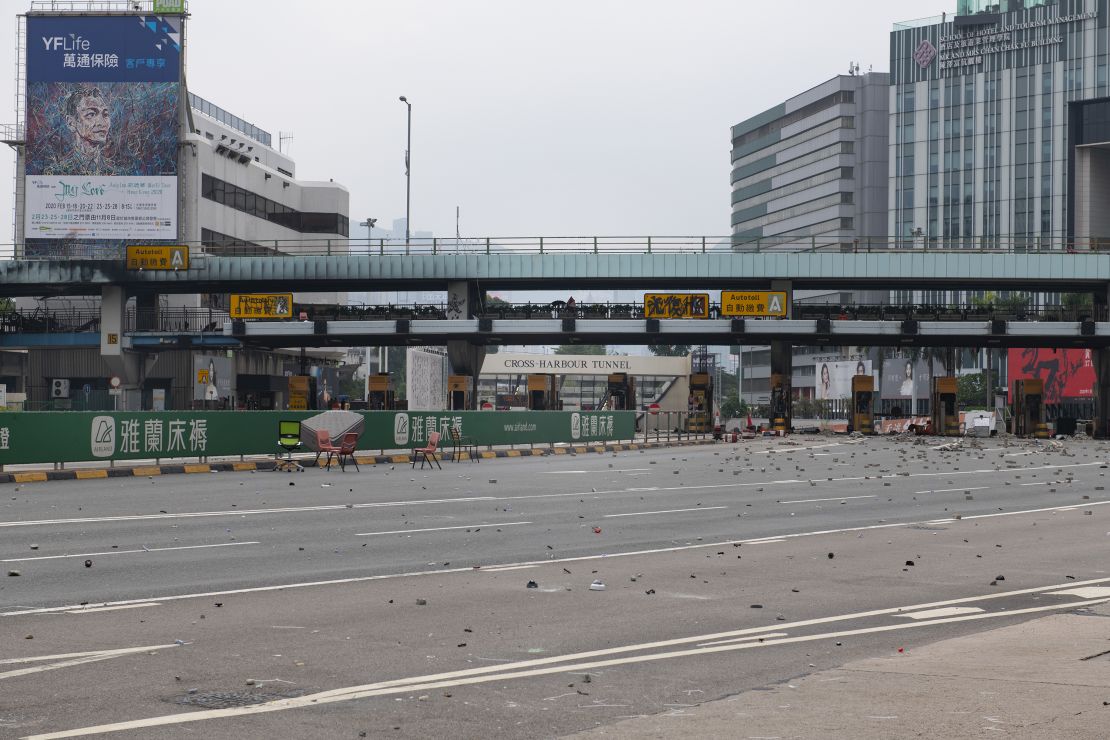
931 377 960 436
606 373 636 411
527 374 559 410
448 375 472 411
850 375 875 435
367 373 395 411
1012 378 1048 438
686 372 713 432
770 373 791 434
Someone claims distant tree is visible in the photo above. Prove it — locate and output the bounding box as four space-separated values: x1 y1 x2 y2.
720 394 747 419
554 344 606 355
971 291 1029 313
648 344 691 357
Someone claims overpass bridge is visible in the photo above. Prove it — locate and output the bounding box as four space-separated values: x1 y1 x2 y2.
6 237 1110 427
4 237 1110 296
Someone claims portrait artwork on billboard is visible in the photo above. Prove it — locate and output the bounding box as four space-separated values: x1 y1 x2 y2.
815 360 872 400
23 15 182 254
1007 348 1094 404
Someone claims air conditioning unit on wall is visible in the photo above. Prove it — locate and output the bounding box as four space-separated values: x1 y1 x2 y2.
51 379 70 399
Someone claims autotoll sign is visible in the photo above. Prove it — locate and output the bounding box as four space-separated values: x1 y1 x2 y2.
230 293 293 319
126 245 188 270
720 291 788 317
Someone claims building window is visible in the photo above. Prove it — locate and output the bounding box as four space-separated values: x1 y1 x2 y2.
201 174 349 236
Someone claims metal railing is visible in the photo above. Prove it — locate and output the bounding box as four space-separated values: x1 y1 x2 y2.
8 236 1110 261
1 300 1104 335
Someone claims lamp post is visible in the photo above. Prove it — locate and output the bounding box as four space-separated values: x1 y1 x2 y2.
399 96 412 254
359 217 377 252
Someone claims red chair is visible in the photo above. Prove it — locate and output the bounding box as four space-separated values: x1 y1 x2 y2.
412 431 442 470
327 431 360 472
315 430 342 470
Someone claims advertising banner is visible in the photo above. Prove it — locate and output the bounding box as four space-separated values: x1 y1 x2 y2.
880 357 944 401
24 14 181 250
643 294 710 319
192 354 233 402
1007 348 1094 403
406 348 447 411
0 411 638 466
815 360 872 400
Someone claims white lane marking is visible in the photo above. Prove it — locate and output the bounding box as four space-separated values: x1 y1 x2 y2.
481 565 538 573
66 603 160 614
1 541 259 562
0 643 180 681
7 504 1109 619
354 522 531 537
541 469 650 474
1005 452 1034 457
0 497 498 529
6 461 1103 531
914 487 989 495
895 606 984 620
1020 482 1047 487
1046 586 1110 599
697 632 788 647
603 506 727 518
26 598 1109 739
777 495 875 505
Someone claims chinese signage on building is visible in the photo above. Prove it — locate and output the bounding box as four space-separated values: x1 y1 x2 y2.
643 293 710 319
720 291 788 317
24 14 182 251
125 244 188 270
230 293 293 319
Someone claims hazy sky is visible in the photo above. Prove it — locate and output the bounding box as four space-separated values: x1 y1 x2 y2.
0 0 946 247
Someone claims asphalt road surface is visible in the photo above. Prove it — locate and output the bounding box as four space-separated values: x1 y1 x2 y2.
2 434 1109 739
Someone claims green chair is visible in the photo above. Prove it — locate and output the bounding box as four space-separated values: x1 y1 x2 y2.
276 419 304 472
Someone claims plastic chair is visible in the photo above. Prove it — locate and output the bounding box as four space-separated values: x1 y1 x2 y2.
412 431 442 470
315 430 342 469
325 431 361 472
276 420 303 472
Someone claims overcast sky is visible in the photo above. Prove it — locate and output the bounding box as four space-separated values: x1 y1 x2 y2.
0 0 946 247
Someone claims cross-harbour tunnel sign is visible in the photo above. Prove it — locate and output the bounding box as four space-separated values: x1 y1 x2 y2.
720 290 788 318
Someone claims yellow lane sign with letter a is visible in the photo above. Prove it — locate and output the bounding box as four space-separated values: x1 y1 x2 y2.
126 245 189 270
720 291 788 317
230 294 294 319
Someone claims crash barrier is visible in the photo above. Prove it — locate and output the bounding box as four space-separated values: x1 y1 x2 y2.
0 410 636 467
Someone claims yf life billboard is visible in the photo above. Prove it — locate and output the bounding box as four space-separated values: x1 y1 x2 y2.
24 14 182 251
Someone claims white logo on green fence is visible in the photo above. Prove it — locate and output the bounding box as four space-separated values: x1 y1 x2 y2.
570 412 581 440
393 413 409 446
91 416 115 458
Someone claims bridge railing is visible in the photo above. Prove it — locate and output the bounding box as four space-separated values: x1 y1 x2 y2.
9 235 1110 259
1 301 1103 335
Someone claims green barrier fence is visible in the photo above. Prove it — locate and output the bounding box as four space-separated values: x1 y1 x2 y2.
0 410 637 466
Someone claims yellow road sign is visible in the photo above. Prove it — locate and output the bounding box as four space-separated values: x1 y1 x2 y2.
230 293 294 319
126 245 189 271
720 291 788 317
644 293 710 319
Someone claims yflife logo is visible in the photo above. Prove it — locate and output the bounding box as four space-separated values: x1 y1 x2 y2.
41 34 91 52
90 416 115 458
570 412 581 440
393 413 410 446
914 39 937 68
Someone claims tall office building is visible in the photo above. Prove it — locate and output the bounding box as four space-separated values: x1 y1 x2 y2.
730 72 890 248
889 0 1108 248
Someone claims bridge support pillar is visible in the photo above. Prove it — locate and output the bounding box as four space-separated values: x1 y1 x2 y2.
446 341 486 409
943 347 956 376
770 340 792 433
135 293 159 331
100 286 143 409
1094 348 1110 439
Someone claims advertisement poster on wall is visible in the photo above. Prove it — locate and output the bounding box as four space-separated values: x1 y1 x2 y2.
23 14 181 253
1007 348 1094 404
815 360 872 400
880 357 944 401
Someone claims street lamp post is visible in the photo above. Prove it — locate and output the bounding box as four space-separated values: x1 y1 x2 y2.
399 96 412 254
359 217 377 252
